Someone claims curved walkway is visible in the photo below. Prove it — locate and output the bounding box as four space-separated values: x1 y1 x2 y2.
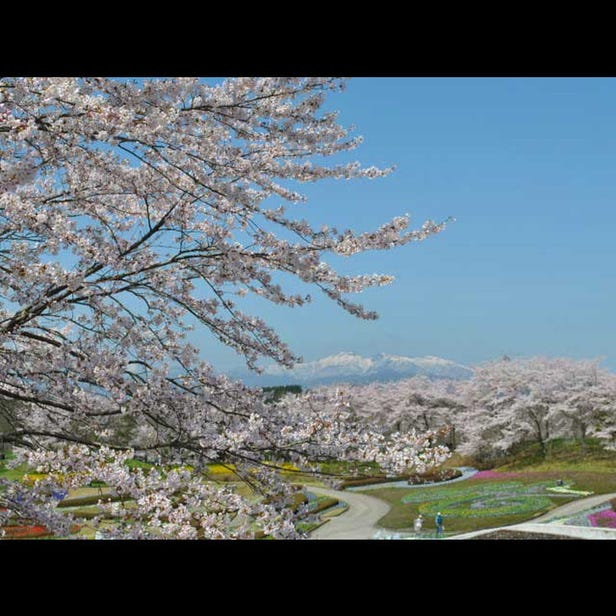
308 486 390 539
531 492 616 523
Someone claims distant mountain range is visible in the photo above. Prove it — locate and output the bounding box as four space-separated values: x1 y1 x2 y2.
233 352 473 386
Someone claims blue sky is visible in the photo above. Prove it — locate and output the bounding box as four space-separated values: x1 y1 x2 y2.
197 78 616 373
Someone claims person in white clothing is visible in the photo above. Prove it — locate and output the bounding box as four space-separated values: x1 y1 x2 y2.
414 514 423 535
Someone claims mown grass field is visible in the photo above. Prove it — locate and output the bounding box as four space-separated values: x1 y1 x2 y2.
363 439 616 535
364 471 615 534
494 438 616 472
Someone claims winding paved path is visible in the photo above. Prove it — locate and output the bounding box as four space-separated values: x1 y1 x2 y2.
531 492 616 522
308 486 391 539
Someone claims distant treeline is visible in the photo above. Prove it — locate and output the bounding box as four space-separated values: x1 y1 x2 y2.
262 385 302 402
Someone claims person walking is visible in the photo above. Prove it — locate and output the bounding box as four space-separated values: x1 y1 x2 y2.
435 511 444 537
414 514 423 536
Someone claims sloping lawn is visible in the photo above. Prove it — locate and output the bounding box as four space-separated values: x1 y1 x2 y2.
362 470 616 535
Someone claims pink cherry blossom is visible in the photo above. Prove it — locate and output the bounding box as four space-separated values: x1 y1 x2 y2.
0 77 448 538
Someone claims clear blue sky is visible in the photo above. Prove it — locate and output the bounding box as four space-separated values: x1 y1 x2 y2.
198 78 616 373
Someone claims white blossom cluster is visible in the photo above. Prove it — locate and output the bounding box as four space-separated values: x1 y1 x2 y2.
0 78 447 538
322 358 616 460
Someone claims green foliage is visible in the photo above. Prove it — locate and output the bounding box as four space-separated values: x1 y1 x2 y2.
87 480 107 488
125 458 155 470
262 385 302 403
0 461 27 481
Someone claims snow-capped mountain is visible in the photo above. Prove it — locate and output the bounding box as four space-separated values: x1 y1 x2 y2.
234 352 473 386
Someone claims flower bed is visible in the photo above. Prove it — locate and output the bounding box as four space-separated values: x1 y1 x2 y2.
1 521 82 539
588 509 616 529
401 480 558 520
561 504 607 527
2 524 52 539
418 494 552 518
401 481 546 505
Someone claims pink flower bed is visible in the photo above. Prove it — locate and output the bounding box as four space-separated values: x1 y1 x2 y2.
588 510 616 529
472 470 524 480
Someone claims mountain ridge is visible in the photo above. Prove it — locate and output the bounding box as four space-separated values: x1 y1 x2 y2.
233 351 473 386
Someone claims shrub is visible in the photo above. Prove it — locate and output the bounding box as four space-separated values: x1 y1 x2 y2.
87 480 107 488
407 468 462 485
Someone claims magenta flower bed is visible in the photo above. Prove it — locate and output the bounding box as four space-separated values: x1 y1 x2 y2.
588 509 616 529
472 470 523 480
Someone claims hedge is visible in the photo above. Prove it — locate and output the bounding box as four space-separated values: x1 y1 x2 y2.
309 497 339 515
56 493 131 508
407 468 462 485
340 475 407 488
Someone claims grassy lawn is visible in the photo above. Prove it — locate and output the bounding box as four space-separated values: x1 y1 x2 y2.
0 451 26 481
362 469 616 535
0 464 27 482
494 438 616 472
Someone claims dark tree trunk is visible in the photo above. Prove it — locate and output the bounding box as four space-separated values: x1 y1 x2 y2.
578 422 587 455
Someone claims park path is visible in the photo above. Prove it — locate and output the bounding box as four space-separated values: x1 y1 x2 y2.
308 486 391 539
530 491 616 522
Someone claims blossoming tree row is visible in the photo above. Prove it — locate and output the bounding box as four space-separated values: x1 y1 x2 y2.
313 357 616 461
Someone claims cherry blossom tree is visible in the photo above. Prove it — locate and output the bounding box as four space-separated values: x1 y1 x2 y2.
309 357 615 466
0 77 449 538
459 357 616 460
314 376 467 453
554 359 616 453
460 358 567 459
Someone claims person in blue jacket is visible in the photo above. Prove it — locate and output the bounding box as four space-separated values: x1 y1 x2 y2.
435 511 444 537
